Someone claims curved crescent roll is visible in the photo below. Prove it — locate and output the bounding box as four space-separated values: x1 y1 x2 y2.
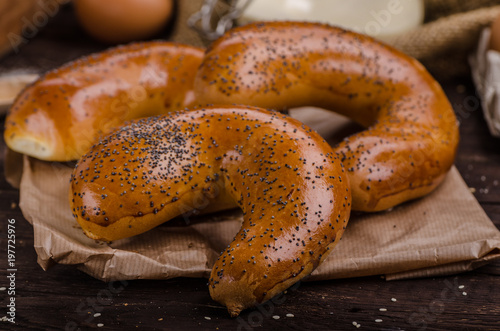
69 105 351 316
194 22 459 212
4 41 204 161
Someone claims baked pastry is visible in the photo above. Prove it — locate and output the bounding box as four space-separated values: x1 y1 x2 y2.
69 105 351 316
194 21 460 211
4 42 204 161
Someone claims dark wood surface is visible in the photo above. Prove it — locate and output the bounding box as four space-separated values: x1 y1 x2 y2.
1 6 499 331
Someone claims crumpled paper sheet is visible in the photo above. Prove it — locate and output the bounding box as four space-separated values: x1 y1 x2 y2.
7 108 500 282
469 28 500 137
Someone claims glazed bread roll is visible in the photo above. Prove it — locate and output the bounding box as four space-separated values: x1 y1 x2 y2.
69 105 351 316
4 41 204 161
194 21 460 212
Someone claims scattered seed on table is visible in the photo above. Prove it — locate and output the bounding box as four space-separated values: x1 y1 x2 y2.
459 285 465 289
391 298 397 302
0 287 6 291
286 313 294 318
272 315 280 320
462 292 467 296
379 308 387 311
97 323 104 327
480 188 489 194
204 316 211 320
375 319 383 323
94 313 101 317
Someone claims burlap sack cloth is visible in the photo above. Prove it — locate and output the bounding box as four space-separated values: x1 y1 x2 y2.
169 0 500 81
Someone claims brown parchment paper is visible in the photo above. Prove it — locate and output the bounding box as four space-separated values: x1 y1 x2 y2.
6 108 500 282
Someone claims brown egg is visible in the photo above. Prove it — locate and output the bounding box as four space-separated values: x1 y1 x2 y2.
74 0 174 44
490 12 500 52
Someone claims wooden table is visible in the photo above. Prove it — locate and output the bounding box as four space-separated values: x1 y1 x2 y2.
1 6 499 331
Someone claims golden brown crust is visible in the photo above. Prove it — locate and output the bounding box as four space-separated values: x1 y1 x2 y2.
4 41 204 161
69 105 351 316
194 21 460 212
